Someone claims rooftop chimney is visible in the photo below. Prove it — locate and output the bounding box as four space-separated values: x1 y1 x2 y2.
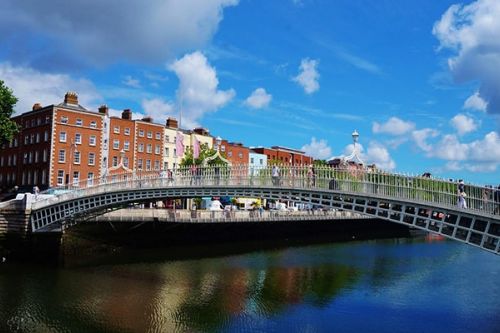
142 116 153 123
98 104 109 115
122 109 132 120
32 103 42 111
64 91 78 105
166 117 178 129
193 127 209 135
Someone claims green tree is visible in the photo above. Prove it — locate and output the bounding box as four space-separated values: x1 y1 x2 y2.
0 80 19 143
180 143 228 166
313 159 328 166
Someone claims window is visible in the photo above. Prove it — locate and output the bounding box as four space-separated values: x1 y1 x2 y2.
238 152 243 159
113 126 120 134
24 135 29 145
75 133 82 144
30 134 34 144
33 170 38 184
123 157 129 168
113 139 119 150
34 151 38 163
37 117 41 125
124 140 130 151
173 148 177 157
28 152 33 164
31 119 35 127
45 115 51 124
36 133 40 143
88 153 95 166
74 151 81 164
251 158 254 163
155 132 161 140
59 132 67 143
228 151 233 157
155 144 160 154
138 143 144 152
57 170 64 185
90 121 97 129
0 156 3 167
147 131 152 139
61 116 68 124
124 127 130 135
41 170 46 185
7 155 11 166
14 138 18 147
23 153 28 164
76 119 83 126
164 162 168 170
89 135 96 146
146 144 152 153
154 160 160 170
73 171 80 186
12 154 16 166
44 131 48 142
146 159 151 170
165 147 169 157
138 159 143 170
58 149 66 163
260 159 263 165
139 130 144 137
165 135 169 143
22 172 25 185
112 156 118 167
43 149 48 162
221 145 226 152
87 172 94 186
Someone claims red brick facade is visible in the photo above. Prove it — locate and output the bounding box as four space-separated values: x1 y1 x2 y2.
251 146 312 166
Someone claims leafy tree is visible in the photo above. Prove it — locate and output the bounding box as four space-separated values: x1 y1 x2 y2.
180 143 228 166
0 80 19 143
313 159 328 166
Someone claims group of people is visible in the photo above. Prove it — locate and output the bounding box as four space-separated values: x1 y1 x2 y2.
457 179 500 214
271 165 317 187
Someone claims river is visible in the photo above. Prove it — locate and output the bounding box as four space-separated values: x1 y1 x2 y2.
0 236 499 333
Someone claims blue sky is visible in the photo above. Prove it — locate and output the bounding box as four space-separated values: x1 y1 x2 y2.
0 0 499 184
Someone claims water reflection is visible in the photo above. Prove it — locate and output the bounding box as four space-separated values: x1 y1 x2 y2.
1 237 499 333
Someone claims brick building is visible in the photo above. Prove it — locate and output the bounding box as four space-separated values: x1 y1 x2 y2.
220 140 249 165
251 146 312 166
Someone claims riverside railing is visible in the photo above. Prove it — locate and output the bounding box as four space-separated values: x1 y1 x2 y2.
33 165 500 216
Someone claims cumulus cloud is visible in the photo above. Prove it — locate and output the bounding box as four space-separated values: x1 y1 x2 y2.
301 137 332 160
433 0 500 115
422 131 500 172
463 91 487 111
341 142 396 170
411 128 439 152
244 88 272 109
450 114 479 135
141 98 175 123
0 0 238 66
293 58 320 94
372 117 415 136
168 51 235 128
0 62 102 114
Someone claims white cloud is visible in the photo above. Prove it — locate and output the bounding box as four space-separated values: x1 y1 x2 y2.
450 113 479 135
293 58 320 94
365 142 396 170
122 76 141 89
244 88 272 109
463 91 487 111
141 98 175 124
340 142 395 170
411 128 439 152
168 51 235 128
301 137 332 160
0 62 101 115
433 0 500 115
0 0 238 66
372 117 415 136
422 131 500 172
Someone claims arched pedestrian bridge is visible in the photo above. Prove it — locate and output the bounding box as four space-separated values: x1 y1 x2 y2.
25 165 500 255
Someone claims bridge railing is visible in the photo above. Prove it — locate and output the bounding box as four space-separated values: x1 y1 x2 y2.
33 165 500 216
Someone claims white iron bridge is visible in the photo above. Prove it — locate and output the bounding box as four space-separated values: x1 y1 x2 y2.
25 165 500 255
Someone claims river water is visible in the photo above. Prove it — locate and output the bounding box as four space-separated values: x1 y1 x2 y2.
0 236 499 333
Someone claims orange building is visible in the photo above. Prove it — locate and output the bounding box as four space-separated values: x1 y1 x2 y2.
220 140 249 165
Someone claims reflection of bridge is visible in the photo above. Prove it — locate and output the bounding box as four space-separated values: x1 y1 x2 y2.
17 165 500 254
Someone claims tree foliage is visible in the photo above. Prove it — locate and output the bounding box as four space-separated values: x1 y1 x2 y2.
180 143 228 166
0 80 19 143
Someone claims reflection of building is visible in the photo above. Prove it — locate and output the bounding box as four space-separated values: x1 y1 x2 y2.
251 146 313 165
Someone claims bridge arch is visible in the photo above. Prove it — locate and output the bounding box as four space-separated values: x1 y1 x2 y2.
30 184 500 255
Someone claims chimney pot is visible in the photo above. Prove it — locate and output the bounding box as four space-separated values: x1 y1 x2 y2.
98 104 109 115
166 117 178 129
64 91 78 105
32 103 42 111
142 116 153 123
121 109 132 120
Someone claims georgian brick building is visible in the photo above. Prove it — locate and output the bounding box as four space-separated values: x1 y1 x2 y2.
251 146 313 166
